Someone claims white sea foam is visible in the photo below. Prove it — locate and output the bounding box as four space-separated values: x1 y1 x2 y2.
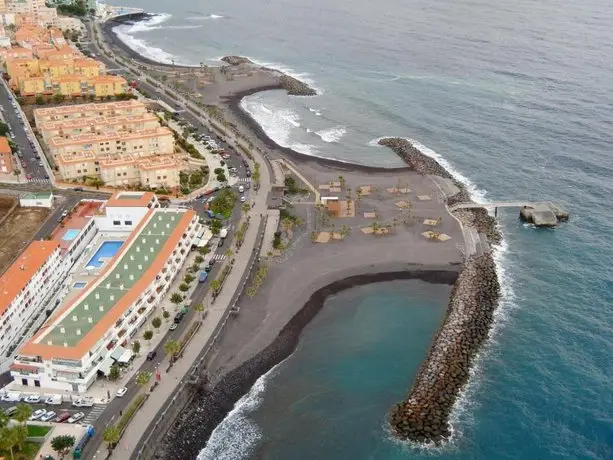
309 107 323 116
113 13 178 64
197 361 286 460
240 98 316 155
187 14 224 20
315 126 347 143
234 56 322 95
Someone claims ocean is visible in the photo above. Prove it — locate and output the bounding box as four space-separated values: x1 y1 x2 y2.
107 0 613 458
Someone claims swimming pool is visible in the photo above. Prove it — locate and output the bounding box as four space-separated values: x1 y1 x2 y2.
86 241 123 268
62 229 80 241
73 281 87 289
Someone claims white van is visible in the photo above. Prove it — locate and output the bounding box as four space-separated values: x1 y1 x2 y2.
238 185 244 193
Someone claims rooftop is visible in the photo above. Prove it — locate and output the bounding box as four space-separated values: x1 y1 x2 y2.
35 100 146 118
22 209 195 358
51 201 105 251
49 126 172 147
0 242 60 317
106 191 155 207
0 136 10 154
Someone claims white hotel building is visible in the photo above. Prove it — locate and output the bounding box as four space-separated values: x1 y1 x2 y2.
8 191 199 392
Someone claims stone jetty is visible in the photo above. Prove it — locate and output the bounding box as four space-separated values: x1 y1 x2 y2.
388 253 500 443
220 56 317 96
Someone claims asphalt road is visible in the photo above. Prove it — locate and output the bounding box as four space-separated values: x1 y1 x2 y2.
75 25 257 458
1 399 101 426
0 82 50 183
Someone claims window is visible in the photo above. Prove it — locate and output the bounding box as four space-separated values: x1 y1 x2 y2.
125 220 132 226
113 220 121 226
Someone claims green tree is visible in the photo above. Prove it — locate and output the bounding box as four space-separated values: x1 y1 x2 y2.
131 340 141 356
35 95 45 105
210 279 221 292
199 245 210 255
210 219 222 235
194 302 207 319
151 316 162 332
242 202 251 214
178 283 189 292
184 274 195 284
135 371 152 388
163 339 180 360
12 424 26 451
14 403 31 424
224 248 234 258
194 255 204 264
103 425 120 450
162 310 170 321
52 93 65 104
143 330 153 343
108 364 120 382
0 426 17 460
51 434 75 459
170 292 183 305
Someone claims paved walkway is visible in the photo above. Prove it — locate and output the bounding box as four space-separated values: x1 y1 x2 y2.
110 139 271 460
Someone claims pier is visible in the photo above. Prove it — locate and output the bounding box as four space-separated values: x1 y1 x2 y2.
449 201 569 227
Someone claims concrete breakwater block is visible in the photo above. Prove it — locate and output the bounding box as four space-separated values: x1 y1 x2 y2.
388 253 500 444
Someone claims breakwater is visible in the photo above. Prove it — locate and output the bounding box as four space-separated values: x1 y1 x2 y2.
155 270 458 459
388 254 500 443
379 136 503 443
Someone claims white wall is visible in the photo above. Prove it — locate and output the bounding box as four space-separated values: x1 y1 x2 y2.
94 206 149 232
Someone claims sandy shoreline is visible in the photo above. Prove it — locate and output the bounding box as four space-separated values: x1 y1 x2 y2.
97 15 502 457
160 269 459 459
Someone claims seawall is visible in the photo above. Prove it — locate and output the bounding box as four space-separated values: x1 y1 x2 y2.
155 270 459 459
378 136 503 443
388 253 500 442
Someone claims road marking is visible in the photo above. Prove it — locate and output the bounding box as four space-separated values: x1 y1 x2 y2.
211 253 226 261
81 404 107 424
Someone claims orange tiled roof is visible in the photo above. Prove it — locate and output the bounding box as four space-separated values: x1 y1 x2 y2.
106 191 155 208
0 137 11 154
19 210 196 360
0 242 59 317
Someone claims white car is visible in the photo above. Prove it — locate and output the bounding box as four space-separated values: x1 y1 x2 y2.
1 393 21 402
24 395 41 403
240 196 246 203
30 409 47 420
116 387 128 398
68 412 85 423
72 398 94 408
39 411 56 422
45 396 62 406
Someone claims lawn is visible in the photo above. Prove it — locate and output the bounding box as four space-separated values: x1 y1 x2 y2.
0 441 42 460
27 424 52 437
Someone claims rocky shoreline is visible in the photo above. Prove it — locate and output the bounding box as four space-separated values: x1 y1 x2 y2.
221 55 317 96
388 253 500 443
377 137 503 443
156 270 459 459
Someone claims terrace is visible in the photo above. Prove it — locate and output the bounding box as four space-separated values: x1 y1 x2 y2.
40 211 183 347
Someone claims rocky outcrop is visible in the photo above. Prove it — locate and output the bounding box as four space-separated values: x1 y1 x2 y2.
378 137 453 177
278 75 317 96
388 253 500 444
221 55 254 66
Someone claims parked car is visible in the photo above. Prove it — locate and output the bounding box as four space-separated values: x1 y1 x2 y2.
146 350 157 361
116 387 128 398
238 185 244 193
72 398 94 408
45 396 62 406
30 409 47 420
208 258 216 266
40 411 56 422
68 412 85 424
173 311 185 323
169 323 178 331
73 187 83 191
55 412 71 423
38 161 43 167
204 264 212 273
1 393 21 402
24 394 41 403
246 170 252 177
240 196 246 203
4 406 18 416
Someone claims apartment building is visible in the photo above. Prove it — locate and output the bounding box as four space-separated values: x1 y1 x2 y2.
0 135 13 174
1 0 57 27
0 242 64 371
10 195 199 392
34 100 148 125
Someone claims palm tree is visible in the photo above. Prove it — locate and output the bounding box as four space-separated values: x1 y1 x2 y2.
224 248 233 258
210 279 221 293
0 426 18 460
143 330 153 344
164 340 181 361
241 202 250 214
132 340 141 356
135 371 152 388
151 316 162 333
14 403 31 425
170 292 183 306
194 302 207 319
103 426 120 450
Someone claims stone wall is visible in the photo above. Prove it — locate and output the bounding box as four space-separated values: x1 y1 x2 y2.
388 253 500 443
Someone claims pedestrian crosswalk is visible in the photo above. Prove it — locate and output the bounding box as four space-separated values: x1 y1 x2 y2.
81 404 106 425
237 177 251 183
210 253 226 261
27 178 51 184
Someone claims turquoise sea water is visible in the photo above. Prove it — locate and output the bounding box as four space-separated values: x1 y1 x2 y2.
108 0 613 458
